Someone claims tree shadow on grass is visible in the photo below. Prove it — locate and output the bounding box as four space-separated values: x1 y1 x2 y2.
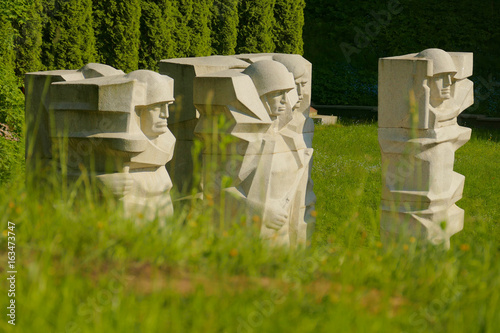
469 127 500 143
335 118 500 143
336 117 377 126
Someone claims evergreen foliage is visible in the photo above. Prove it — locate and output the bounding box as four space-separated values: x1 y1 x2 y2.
139 0 175 70
13 0 43 77
189 0 213 57
93 0 141 72
0 2 26 184
273 0 305 54
0 1 26 134
236 0 276 54
171 0 192 57
304 0 500 116
0 0 306 76
211 0 239 55
170 0 213 57
42 0 96 70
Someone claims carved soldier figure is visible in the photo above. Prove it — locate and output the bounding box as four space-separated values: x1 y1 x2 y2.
25 63 125 175
193 59 313 247
96 70 176 219
242 60 313 247
272 54 316 243
45 67 176 220
378 48 473 248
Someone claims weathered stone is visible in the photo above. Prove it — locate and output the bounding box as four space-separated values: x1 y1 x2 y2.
378 48 473 248
25 63 124 173
159 56 249 194
26 65 176 220
194 57 315 248
234 53 316 245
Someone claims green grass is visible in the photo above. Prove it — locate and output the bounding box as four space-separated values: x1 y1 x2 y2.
1 121 499 332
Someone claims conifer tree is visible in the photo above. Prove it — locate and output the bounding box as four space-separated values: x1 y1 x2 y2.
14 0 43 76
236 0 276 53
171 0 192 57
93 0 141 72
0 15 23 127
273 0 305 54
170 0 213 57
211 0 238 55
0 0 26 135
189 0 213 56
42 0 96 70
139 0 175 70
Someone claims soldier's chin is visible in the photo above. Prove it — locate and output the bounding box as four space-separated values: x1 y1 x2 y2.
441 90 451 99
153 125 168 133
270 109 285 117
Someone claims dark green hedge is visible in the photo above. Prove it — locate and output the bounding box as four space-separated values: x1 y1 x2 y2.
0 0 305 148
273 0 305 54
139 0 175 71
42 0 96 70
93 0 141 72
4 0 305 78
0 0 307 184
236 0 276 53
211 0 239 55
304 0 500 116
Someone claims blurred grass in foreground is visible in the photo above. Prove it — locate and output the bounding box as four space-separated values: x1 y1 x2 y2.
1 121 499 333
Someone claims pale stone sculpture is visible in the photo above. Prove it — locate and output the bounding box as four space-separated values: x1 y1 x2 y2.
378 48 473 248
233 53 316 244
25 63 124 174
194 59 314 247
272 54 316 242
159 56 249 194
26 65 176 219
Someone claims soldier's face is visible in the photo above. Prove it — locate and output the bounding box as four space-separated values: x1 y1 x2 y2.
140 102 171 137
265 90 287 116
430 73 453 102
295 76 307 102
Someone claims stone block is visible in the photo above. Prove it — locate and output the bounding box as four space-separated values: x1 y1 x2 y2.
26 65 176 220
159 56 249 193
194 56 315 248
379 49 473 248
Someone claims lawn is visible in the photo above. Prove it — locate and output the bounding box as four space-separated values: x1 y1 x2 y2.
1 121 499 332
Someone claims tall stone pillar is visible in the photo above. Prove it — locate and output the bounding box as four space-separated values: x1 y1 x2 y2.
194 59 314 248
378 48 473 248
158 56 249 195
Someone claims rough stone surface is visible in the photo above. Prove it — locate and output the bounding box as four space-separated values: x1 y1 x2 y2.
26 64 176 220
25 63 125 173
159 56 249 194
25 54 316 242
193 55 315 248
378 48 473 248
